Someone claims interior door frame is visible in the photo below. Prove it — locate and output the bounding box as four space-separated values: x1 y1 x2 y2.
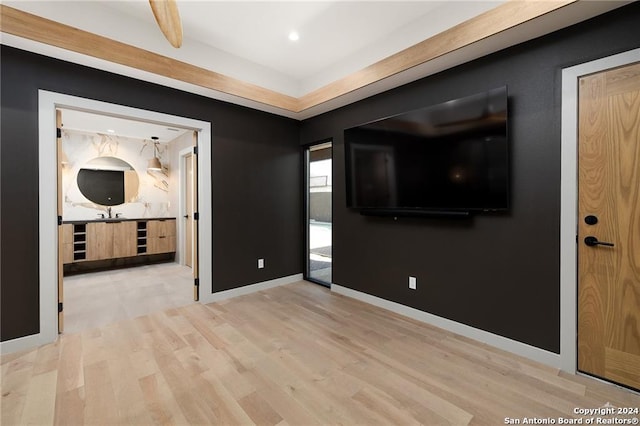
179 147 195 267
56 109 64 333
0 90 214 354
304 140 333 287
560 47 640 374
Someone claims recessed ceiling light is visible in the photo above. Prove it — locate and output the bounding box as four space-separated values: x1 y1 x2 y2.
288 31 299 42
107 129 115 133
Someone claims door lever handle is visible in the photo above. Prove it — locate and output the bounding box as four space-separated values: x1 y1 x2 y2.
183 214 189 219
584 236 615 247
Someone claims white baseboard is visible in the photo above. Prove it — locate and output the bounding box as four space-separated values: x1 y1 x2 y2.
0 332 52 356
200 273 303 304
331 284 562 369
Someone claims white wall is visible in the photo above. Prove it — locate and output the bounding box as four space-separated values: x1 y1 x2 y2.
168 131 194 217
168 131 194 265
61 129 172 220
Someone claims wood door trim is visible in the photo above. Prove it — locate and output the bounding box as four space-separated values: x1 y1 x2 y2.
0 2 577 114
297 1 578 111
56 109 64 333
184 152 193 268
192 132 199 302
0 5 298 112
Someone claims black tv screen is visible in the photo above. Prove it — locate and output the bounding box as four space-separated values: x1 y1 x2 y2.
344 87 508 215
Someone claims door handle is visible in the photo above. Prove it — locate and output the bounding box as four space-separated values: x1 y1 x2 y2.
183 214 189 219
584 236 614 247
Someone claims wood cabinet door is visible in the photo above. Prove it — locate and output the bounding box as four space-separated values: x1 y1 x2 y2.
113 221 137 258
87 221 138 259
146 220 161 239
147 219 176 254
164 219 176 253
62 224 74 264
86 222 114 260
147 236 161 255
147 220 175 237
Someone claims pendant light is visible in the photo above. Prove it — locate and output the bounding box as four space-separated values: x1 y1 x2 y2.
147 136 162 171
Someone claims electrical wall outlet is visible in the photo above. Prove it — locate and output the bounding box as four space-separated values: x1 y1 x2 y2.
409 276 417 290
258 258 265 269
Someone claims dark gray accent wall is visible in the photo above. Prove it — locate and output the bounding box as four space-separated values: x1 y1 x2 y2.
0 46 302 341
299 3 640 353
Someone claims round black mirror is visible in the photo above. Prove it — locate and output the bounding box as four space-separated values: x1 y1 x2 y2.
77 157 139 206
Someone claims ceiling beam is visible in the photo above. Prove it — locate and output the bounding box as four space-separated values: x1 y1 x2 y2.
0 4 299 112
0 1 583 115
297 0 577 111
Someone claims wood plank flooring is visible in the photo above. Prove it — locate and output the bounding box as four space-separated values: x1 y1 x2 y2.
2 281 639 425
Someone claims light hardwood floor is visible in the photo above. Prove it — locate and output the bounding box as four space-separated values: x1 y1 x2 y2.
62 262 195 334
2 281 639 425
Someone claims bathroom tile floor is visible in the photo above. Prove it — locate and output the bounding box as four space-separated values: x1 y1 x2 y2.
62 262 195 335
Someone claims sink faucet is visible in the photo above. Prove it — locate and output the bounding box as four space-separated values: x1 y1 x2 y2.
107 206 112 218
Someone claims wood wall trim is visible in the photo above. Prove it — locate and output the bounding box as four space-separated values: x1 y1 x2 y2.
1 2 577 115
297 0 577 111
0 4 299 112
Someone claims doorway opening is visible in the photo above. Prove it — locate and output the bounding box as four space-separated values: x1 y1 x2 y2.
25 90 213 353
305 142 332 286
56 108 201 334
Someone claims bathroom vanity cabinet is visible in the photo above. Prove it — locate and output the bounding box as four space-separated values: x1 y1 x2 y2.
145 219 177 254
62 218 176 265
86 221 137 260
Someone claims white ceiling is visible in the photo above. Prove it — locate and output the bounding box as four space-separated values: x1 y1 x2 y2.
4 1 503 97
1 0 631 129
60 108 189 143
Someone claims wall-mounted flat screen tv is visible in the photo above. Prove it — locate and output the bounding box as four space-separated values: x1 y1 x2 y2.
344 86 509 216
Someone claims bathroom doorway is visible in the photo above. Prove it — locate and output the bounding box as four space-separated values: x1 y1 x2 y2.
34 90 213 347
57 107 199 333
